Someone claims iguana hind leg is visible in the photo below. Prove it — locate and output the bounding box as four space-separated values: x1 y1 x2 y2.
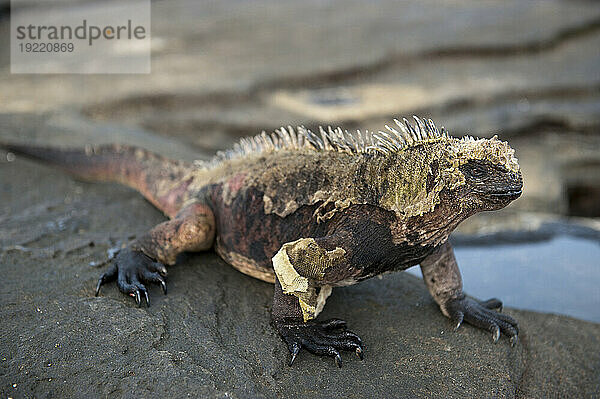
420 241 519 345
95 202 216 306
271 236 364 368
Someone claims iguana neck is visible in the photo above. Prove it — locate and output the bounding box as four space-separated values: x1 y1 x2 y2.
356 144 448 219
352 144 479 246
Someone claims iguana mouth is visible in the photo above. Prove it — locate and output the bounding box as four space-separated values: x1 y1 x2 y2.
489 190 522 200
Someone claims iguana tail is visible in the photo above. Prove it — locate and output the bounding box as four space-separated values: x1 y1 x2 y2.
0 142 194 218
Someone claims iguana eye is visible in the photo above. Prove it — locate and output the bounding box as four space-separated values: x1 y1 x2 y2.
466 164 487 178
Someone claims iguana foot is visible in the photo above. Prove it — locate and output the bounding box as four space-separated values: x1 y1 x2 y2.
444 294 519 346
275 318 364 368
95 248 167 307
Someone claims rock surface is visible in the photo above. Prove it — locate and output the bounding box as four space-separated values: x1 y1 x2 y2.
1 0 600 397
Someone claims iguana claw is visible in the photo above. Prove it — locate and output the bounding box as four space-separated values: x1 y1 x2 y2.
355 347 364 360
94 248 168 307
289 343 301 366
275 318 364 368
445 295 519 345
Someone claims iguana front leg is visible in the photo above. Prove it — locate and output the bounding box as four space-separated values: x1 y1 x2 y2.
95 202 215 306
271 237 364 368
420 241 519 345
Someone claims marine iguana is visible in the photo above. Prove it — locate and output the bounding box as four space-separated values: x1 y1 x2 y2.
1 116 522 368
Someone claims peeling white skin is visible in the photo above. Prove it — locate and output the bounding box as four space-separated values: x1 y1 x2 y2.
273 238 346 322
272 243 310 295
315 285 332 317
272 240 317 322
262 194 273 214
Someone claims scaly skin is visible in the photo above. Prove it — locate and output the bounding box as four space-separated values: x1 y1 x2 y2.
0 117 523 367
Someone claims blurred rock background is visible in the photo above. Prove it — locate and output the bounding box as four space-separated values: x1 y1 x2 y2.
0 1 599 398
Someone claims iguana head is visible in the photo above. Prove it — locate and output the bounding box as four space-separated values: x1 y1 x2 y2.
364 118 522 219
440 135 523 212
